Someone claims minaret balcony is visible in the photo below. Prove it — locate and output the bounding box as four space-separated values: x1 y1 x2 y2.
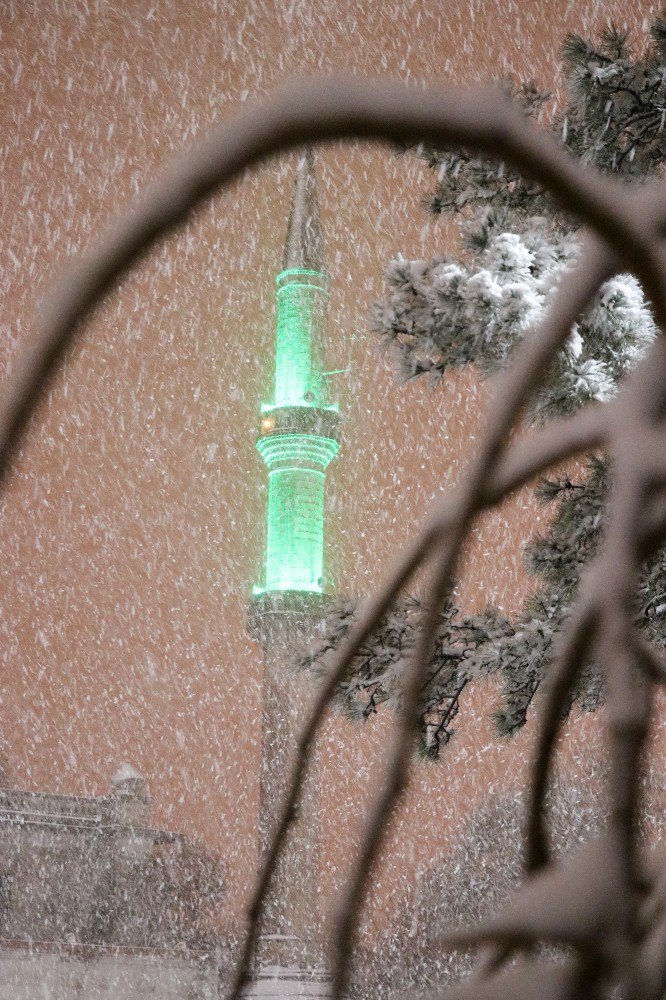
258 404 340 448
256 429 339 473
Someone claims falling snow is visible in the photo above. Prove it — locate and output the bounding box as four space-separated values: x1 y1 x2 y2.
0 1 664 998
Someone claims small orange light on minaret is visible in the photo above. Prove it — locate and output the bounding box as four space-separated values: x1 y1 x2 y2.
260 416 275 434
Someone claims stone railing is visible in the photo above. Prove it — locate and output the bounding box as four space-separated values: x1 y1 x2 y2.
0 787 152 830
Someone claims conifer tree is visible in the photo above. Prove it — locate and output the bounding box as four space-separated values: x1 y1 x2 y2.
299 16 666 757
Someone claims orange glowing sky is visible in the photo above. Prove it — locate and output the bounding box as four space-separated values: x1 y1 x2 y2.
1 0 663 932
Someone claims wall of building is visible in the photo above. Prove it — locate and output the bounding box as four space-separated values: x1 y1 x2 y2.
0 944 216 1000
0 772 227 996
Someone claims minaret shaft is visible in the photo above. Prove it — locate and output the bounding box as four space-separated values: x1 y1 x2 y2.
264 467 324 591
255 614 324 970
274 270 329 409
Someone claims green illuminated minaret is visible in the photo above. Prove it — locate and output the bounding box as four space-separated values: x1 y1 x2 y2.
247 150 339 997
254 149 340 599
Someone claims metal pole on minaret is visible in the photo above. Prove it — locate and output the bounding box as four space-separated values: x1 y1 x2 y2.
246 149 340 997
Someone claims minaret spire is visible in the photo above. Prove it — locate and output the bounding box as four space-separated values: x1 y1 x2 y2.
281 147 325 273
246 150 340 997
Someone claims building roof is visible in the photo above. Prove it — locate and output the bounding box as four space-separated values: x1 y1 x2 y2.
281 148 326 273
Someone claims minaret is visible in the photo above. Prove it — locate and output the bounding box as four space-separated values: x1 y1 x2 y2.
247 150 340 997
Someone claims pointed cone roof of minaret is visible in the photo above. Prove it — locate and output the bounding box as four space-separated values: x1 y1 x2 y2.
281 147 326 273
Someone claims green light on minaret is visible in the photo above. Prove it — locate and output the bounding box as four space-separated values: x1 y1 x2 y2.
254 152 340 596
274 268 329 408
